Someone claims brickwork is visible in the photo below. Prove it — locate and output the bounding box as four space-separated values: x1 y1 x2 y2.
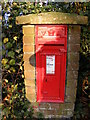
23 25 81 118
64 25 81 117
23 25 36 102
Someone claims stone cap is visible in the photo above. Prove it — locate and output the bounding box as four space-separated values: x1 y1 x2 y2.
16 12 88 25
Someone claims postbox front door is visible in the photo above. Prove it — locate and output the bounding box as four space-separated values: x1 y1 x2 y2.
36 25 67 102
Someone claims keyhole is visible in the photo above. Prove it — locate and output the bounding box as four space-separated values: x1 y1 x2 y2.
46 79 47 82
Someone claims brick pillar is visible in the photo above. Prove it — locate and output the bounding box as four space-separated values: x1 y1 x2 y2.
63 25 81 116
22 25 81 119
23 25 36 102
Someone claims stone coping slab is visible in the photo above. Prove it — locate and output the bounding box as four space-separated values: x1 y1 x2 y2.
16 12 88 25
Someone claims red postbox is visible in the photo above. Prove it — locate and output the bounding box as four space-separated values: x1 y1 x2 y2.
35 25 67 103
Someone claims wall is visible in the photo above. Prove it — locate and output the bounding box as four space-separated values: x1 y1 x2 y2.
23 25 81 118
23 25 36 102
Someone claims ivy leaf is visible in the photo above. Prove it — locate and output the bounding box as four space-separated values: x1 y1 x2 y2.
9 25 12 28
10 67 16 72
30 4 34 9
4 79 8 83
2 50 6 55
7 51 15 58
15 49 21 53
20 65 23 70
2 58 8 66
6 42 12 49
14 84 18 91
13 36 17 41
23 9 28 14
9 59 15 65
5 64 10 69
3 38 8 44
31 10 35 14
22 74 24 78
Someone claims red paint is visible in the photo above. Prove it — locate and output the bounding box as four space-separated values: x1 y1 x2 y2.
35 25 67 103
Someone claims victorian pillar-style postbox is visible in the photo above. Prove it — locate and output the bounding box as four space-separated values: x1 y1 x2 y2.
35 25 67 102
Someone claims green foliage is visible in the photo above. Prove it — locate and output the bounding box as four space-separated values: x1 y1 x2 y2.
2 79 34 119
1 1 90 119
2 2 34 119
37 112 44 120
7 51 15 58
